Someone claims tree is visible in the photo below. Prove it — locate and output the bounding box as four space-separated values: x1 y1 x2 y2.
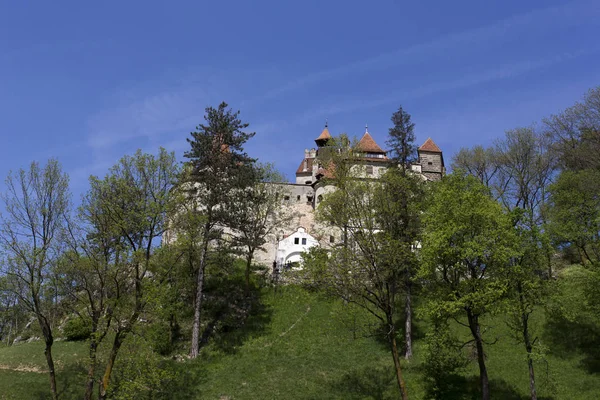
386 106 416 171
491 127 556 400
59 190 126 399
419 173 518 400
382 106 425 360
230 163 293 295
543 86 600 171
183 101 257 358
303 135 411 399
501 222 548 400
0 159 71 400
63 149 178 399
547 169 600 266
451 146 499 188
494 127 555 223
376 167 425 360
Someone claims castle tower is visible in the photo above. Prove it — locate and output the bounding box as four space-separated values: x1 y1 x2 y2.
314 122 332 148
418 137 445 181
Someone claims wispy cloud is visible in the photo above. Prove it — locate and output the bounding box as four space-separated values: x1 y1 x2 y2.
249 0 598 106
86 86 207 150
77 0 598 184
251 46 599 138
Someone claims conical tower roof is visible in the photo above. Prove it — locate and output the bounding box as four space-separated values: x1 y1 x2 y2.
357 132 385 153
419 137 442 153
315 123 332 147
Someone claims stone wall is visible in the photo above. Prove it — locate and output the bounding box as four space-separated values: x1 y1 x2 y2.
419 151 444 181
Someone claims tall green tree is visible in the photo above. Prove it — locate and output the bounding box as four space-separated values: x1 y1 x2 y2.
304 135 411 399
547 169 600 266
65 149 178 399
376 168 425 360
492 127 556 400
230 163 292 295
183 102 257 358
0 159 71 400
419 173 518 400
382 106 425 359
386 106 416 171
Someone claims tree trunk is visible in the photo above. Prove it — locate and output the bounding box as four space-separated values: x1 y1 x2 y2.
44 339 58 400
99 332 125 400
245 251 253 297
527 354 537 400
84 338 98 400
467 310 490 400
519 287 538 400
404 283 413 360
389 320 409 400
190 224 210 358
38 317 58 400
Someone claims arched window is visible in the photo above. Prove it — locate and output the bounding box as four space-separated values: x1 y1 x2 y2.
317 195 323 203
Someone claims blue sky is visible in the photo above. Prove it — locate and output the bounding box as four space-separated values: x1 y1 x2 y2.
1 0 599 196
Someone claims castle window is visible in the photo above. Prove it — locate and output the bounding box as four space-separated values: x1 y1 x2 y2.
284 195 290 201
302 238 307 245
297 195 301 201
294 237 299 245
317 195 323 203
329 235 335 243
366 165 374 175
428 162 433 166
366 152 384 159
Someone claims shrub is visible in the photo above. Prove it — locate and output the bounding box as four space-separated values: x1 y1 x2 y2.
147 322 173 356
422 321 468 399
63 316 92 341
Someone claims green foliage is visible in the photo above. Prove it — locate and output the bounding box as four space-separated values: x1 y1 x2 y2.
109 335 179 400
62 317 92 341
548 169 600 265
145 321 173 356
422 321 468 399
419 172 518 317
386 105 417 167
548 265 600 324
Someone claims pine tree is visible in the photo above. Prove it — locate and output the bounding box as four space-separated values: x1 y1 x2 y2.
386 106 417 171
384 106 423 359
183 102 257 358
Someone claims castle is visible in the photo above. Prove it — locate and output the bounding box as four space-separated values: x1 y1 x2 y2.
253 124 445 269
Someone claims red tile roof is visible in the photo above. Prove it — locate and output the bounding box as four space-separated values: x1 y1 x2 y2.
295 157 315 175
357 132 386 153
316 165 335 179
419 138 442 153
315 127 332 141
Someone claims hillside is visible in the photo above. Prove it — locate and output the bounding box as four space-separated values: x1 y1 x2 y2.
1 285 600 399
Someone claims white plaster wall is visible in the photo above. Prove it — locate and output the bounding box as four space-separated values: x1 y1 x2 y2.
276 227 319 267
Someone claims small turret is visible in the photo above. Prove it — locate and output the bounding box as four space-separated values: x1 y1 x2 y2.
418 138 445 181
314 122 332 147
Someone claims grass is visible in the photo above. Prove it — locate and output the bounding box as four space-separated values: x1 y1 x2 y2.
0 340 88 399
1 285 600 399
